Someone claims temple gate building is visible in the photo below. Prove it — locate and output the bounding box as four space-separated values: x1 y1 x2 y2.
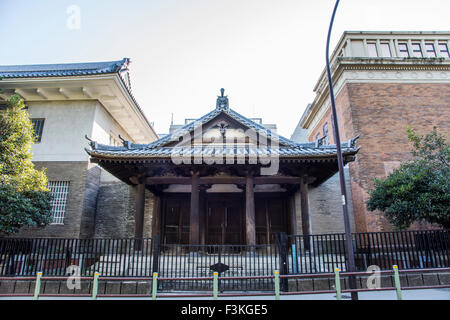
87 90 359 245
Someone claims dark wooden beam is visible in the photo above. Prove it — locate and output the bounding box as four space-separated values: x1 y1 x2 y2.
245 172 256 246
151 195 161 238
189 172 200 245
299 176 311 250
143 175 305 185
134 183 146 249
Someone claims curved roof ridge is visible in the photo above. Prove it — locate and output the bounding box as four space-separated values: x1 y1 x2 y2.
0 58 128 77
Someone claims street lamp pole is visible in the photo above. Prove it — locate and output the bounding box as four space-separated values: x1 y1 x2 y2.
325 0 358 300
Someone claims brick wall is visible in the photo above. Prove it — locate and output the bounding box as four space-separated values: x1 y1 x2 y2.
14 161 90 238
309 83 450 232
94 181 156 238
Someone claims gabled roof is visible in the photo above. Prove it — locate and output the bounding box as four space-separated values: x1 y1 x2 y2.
0 59 129 78
86 101 360 161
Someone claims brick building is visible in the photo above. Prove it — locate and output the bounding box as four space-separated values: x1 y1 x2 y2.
297 31 450 232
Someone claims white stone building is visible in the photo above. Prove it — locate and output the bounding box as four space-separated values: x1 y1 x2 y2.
0 58 158 238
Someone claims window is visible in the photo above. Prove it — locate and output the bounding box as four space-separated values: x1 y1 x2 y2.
367 43 378 57
323 123 329 145
425 43 437 57
48 181 70 224
438 43 450 58
379 43 391 57
398 43 409 57
315 132 321 141
31 119 45 143
411 43 423 57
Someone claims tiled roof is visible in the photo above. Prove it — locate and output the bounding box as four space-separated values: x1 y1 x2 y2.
86 106 360 160
0 58 129 78
129 107 309 150
87 144 359 159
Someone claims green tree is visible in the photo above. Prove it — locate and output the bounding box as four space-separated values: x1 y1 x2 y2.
0 95 52 235
367 127 450 230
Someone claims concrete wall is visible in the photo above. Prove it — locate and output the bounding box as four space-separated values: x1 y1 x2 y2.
308 167 355 234
92 102 133 146
28 100 97 162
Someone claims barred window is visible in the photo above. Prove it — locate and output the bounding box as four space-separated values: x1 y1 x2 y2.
48 181 70 224
31 118 45 143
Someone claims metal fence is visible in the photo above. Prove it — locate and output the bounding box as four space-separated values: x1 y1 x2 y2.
0 238 155 277
288 230 450 274
0 229 448 291
157 242 280 291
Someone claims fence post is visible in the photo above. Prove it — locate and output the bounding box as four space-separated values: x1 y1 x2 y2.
334 268 341 300
274 270 280 300
393 265 402 300
213 272 219 300
33 271 42 300
92 272 100 300
152 272 158 300
152 235 160 276
278 232 289 291
291 244 298 274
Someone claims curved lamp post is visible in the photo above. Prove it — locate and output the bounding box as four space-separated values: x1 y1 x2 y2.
325 0 359 300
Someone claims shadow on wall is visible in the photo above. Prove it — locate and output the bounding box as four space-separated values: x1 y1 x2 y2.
308 166 355 234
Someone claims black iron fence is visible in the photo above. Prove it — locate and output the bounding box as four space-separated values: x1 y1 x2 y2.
287 230 450 274
0 238 155 277
0 230 448 291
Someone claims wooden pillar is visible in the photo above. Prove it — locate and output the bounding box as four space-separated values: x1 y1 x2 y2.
151 195 161 238
189 172 200 245
299 176 311 250
289 195 298 236
135 183 146 250
245 172 256 246
199 187 208 246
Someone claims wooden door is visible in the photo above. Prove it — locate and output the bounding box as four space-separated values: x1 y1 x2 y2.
162 197 190 244
206 197 243 245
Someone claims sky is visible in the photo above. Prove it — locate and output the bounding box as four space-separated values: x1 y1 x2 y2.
0 0 449 137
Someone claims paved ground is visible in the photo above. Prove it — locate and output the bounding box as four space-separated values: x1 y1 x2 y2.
1 288 449 300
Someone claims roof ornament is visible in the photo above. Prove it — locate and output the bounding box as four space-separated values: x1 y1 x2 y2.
216 88 229 110
118 134 131 149
85 135 97 150
348 134 361 148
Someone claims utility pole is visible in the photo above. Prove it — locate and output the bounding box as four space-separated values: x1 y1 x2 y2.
325 0 358 300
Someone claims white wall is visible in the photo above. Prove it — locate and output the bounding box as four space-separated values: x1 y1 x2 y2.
91 102 132 145
29 99 133 167
28 100 97 162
